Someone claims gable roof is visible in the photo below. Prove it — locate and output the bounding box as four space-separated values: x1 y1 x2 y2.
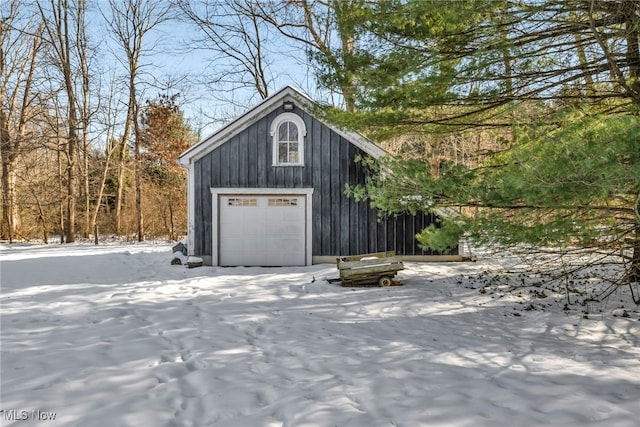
178 86 386 166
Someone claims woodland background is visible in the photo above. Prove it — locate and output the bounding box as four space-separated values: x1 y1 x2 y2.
1 1 639 288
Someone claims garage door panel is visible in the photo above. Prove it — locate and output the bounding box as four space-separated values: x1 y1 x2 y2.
224 238 245 252
273 226 302 236
224 251 244 263
281 238 303 252
282 212 302 221
245 222 266 237
219 194 307 266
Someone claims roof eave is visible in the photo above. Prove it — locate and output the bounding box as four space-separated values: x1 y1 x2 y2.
178 86 387 165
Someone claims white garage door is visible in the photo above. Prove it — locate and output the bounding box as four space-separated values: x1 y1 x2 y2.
219 195 307 266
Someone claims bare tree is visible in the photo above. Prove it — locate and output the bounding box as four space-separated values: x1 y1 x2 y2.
257 0 362 112
105 0 172 241
16 134 61 244
87 69 124 241
0 2 43 242
36 0 91 243
74 0 95 239
176 0 272 102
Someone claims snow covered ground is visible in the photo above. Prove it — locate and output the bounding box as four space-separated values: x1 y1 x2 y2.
1 242 639 427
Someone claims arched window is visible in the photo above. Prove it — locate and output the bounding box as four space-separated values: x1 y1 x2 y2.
271 113 306 166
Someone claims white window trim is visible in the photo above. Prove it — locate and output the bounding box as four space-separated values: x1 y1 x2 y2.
270 112 306 166
210 188 314 266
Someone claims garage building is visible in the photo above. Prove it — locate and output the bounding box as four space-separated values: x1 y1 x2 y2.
179 86 457 266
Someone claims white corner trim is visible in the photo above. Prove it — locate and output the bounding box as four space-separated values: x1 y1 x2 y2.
185 163 195 255
210 188 314 266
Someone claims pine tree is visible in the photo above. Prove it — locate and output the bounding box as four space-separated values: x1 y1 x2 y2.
334 0 640 290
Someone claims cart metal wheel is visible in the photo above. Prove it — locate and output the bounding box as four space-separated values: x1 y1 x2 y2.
378 276 393 287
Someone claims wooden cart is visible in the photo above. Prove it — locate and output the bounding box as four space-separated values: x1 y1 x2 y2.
336 251 404 287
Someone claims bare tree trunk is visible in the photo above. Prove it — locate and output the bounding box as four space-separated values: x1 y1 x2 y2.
65 129 76 243
106 0 171 240
258 0 359 110
38 0 83 243
90 161 109 238
63 60 78 243
0 107 18 242
57 146 65 243
0 10 13 242
89 72 120 237
76 0 92 239
31 186 49 244
334 1 357 113
82 135 90 237
133 96 143 241
1 153 18 242
114 132 128 235
113 80 134 236
0 9 42 241
80 85 90 238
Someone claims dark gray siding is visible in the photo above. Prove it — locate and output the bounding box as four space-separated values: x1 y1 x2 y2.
193 105 445 259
